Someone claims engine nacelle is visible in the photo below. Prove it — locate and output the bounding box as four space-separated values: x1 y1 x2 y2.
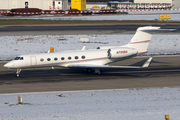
107 47 138 59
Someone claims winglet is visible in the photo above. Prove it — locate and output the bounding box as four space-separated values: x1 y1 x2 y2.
142 57 153 68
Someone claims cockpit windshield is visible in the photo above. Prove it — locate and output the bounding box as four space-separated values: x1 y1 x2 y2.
14 57 24 60
14 57 20 60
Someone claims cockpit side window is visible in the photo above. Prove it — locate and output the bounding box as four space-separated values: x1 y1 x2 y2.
20 57 24 60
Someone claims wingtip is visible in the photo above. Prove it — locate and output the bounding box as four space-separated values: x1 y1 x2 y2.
170 29 177 31
142 57 153 68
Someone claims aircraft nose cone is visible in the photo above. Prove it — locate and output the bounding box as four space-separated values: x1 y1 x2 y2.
4 63 14 68
4 63 9 68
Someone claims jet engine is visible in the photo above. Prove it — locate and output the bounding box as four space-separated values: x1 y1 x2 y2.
107 47 138 59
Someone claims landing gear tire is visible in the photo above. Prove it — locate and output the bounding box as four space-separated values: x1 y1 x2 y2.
16 74 20 77
95 69 102 75
96 71 102 75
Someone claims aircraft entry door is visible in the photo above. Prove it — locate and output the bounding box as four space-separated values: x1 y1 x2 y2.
30 56 37 66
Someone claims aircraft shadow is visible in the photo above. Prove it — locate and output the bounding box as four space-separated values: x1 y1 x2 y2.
0 67 155 81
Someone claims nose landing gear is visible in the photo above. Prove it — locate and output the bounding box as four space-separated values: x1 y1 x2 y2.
16 69 21 77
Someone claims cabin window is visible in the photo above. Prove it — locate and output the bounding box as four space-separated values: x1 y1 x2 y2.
68 56 71 60
75 56 78 59
61 57 65 60
82 55 85 59
47 58 51 61
54 57 58 61
40 58 44 62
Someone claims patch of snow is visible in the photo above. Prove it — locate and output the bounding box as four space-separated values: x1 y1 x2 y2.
0 34 180 60
0 87 180 120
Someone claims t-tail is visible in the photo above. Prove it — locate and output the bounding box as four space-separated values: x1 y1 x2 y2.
123 26 175 55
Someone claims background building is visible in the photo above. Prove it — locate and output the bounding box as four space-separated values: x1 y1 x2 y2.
86 0 179 9
172 0 180 9
0 0 179 11
0 0 69 10
133 0 172 4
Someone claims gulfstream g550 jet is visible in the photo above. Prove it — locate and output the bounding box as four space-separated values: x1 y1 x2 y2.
4 26 174 77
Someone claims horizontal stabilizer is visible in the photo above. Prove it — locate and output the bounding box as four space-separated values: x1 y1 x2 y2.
137 26 176 32
141 29 176 32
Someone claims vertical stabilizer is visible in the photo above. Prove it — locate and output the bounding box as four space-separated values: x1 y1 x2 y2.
124 26 160 54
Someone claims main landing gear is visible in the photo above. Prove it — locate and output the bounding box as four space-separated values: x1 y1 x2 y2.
85 68 102 75
95 69 102 75
85 68 92 73
16 69 21 77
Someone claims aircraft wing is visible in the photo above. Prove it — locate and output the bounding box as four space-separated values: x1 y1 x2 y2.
68 65 141 69
68 57 153 69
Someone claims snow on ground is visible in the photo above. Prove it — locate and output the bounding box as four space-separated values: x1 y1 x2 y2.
49 14 179 21
1 87 180 120
0 34 179 60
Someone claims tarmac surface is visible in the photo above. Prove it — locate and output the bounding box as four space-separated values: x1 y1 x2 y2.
0 24 180 35
1 56 180 94
0 24 180 94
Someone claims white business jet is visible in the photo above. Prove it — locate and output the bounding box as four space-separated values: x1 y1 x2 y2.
4 26 174 77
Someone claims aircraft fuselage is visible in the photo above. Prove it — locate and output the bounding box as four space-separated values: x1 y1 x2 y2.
4 47 137 69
